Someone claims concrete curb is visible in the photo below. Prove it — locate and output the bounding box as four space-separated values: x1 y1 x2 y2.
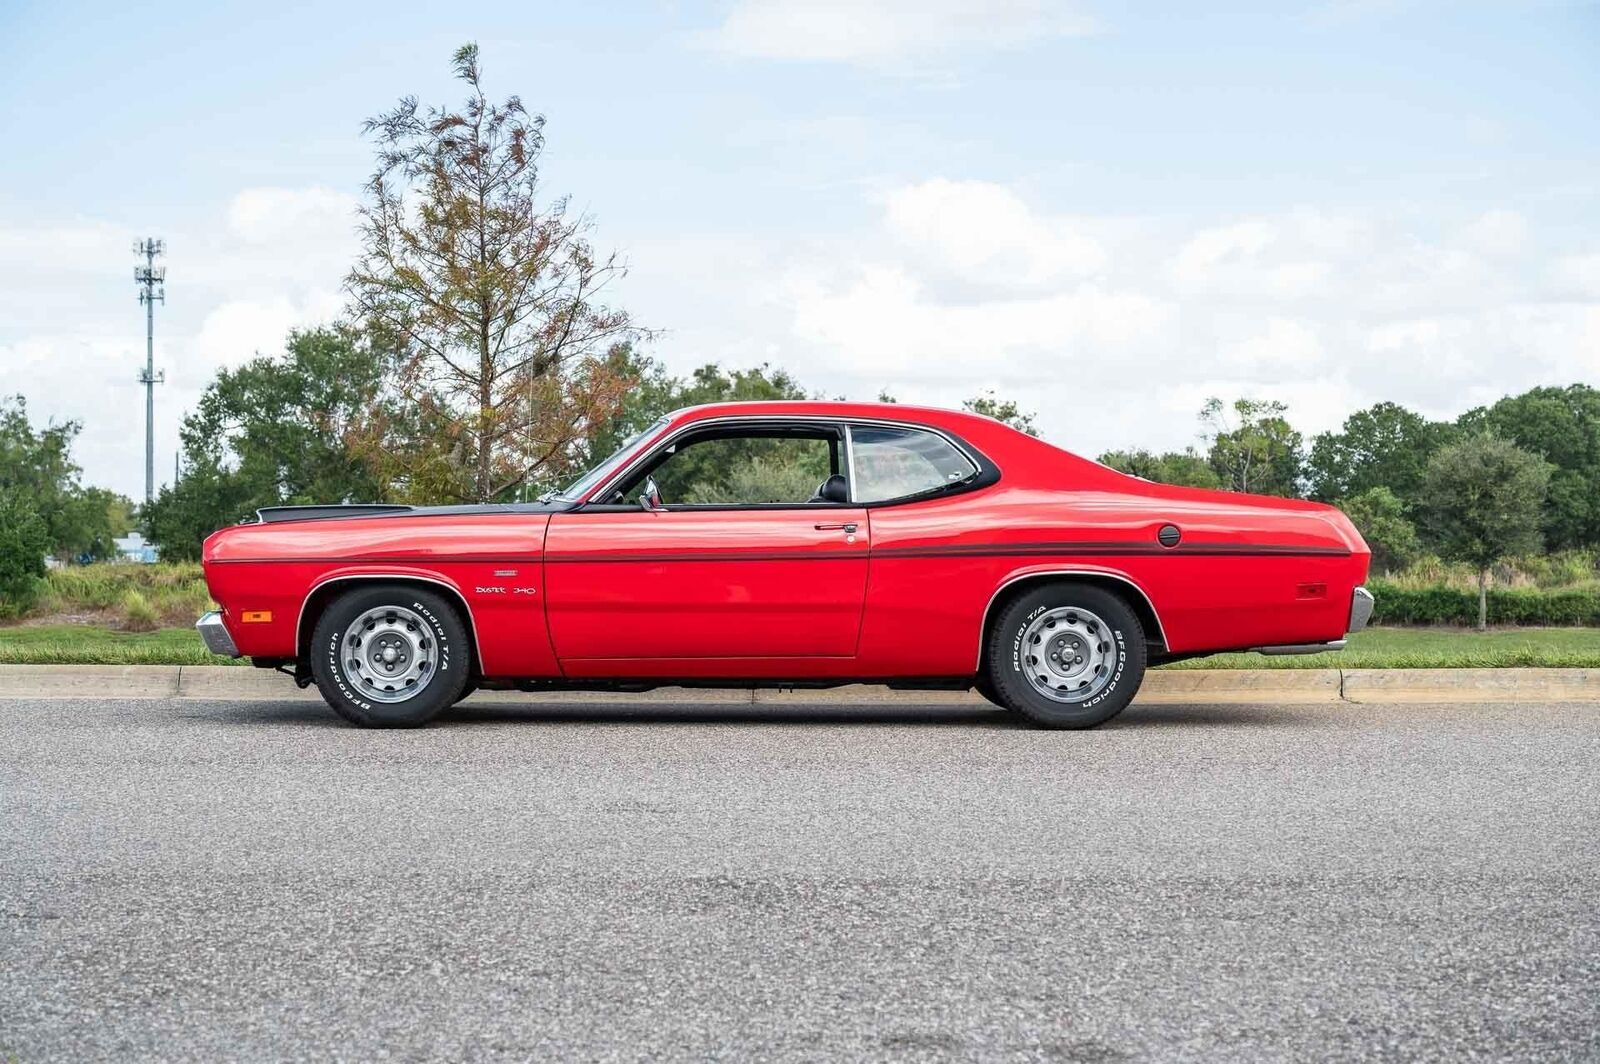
0 664 1595 705
1140 669 1341 704
0 664 183 699
1340 667 1600 703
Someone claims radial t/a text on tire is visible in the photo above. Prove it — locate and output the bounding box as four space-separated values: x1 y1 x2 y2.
309 585 469 728
986 582 1147 729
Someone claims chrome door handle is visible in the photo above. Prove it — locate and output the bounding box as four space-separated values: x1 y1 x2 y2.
814 522 858 533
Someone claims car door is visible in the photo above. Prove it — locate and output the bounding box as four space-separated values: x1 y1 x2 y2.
543 422 870 670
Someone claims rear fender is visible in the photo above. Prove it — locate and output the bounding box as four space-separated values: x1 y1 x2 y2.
979 566 1168 671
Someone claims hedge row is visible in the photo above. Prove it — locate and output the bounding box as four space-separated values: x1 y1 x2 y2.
1368 579 1600 626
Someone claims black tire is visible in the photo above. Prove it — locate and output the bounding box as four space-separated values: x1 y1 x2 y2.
985 582 1146 729
309 585 469 728
973 674 1005 708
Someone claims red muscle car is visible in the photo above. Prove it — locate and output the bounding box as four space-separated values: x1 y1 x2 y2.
196 401 1373 729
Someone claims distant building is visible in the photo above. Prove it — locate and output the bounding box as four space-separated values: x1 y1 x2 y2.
113 532 160 564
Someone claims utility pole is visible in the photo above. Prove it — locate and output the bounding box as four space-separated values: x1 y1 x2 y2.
133 239 166 504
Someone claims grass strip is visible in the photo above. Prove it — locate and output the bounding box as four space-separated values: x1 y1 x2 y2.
0 625 247 666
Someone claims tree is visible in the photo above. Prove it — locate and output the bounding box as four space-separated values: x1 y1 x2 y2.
583 353 812 465
142 327 396 560
683 454 826 505
141 463 261 563
963 391 1038 436
576 356 824 502
1305 402 1455 504
56 487 133 562
183 327 393 503
1459 384 1600 551
0 489 50 618
1097 448 1223 489
0 396 125 562
1337 486 1421 575
1200 397 1302 497
1416 434 1551 629
348 42 645 503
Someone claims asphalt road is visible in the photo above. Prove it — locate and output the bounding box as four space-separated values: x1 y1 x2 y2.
2 696 1598 1062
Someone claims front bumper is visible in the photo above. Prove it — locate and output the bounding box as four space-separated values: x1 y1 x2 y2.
1250 585 1374 656
196 611 241 658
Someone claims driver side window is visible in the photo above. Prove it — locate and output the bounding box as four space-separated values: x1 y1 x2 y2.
633 431 838 506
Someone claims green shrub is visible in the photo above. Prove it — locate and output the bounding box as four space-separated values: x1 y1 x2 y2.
1512 549 1599 589
1386 551 1600 592
0 489 50 619
30 563 212 626
120 590 160 632
1368 579 1600 626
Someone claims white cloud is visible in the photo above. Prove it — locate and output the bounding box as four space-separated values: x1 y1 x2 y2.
1220 317 1325 372
0 186 356 500
226 186 356 246
1170 218 1331 300
789 265 1168 377
636 184 1600 460
1462 208 1527 258
883 179 1106 287
205 186 360 290
1553 253 1600 298
191 294 342 371
696 0 1095 66
772 180 1168 395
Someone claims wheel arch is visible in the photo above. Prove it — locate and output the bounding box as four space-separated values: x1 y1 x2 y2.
977 570 1168 672
296 572 483 674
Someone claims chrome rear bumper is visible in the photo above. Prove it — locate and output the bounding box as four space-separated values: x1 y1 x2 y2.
196 611 240 658
1348 586 1375 633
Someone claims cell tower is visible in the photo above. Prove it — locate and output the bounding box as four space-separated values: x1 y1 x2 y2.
133 238 166 503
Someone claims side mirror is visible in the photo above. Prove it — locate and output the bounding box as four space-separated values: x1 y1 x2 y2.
638 477 665 512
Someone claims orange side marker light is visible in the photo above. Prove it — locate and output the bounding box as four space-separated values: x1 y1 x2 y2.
241 610 273 623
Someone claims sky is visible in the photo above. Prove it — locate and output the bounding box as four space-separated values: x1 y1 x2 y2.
1 0 1597 500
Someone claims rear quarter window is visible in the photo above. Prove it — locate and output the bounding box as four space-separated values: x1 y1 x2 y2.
851 425 978 503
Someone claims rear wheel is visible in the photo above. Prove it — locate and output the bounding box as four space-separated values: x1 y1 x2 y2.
985 583 1146 729
309 585 469 727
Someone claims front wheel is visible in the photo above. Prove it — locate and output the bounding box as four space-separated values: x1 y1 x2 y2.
985 583 1147 729
309 585 469 727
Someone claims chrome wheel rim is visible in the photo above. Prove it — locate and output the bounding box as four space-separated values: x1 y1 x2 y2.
341 605 438 703
1020 606 1116 703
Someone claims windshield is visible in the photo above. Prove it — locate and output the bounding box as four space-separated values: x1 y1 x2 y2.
554 417 668 501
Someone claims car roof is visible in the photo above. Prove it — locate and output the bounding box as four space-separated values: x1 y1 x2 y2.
655 399 1121 490
665 399 1003 434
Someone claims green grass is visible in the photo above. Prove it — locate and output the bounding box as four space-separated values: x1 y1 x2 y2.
1160 626 1600 670
0 625 246 666
1 623 1598 669
31 563 212 627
